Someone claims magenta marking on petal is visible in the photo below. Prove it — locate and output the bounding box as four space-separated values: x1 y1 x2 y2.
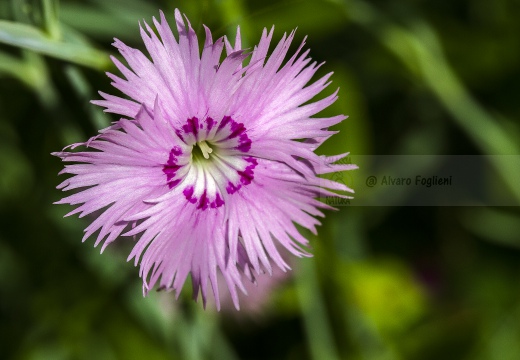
171 146 182 156
182 117 199 136
217 115 231 131
168 178 182 189
213 115 252 153
228 122 246 139
236 138 252 152
175 129 185 143
183 186 197 203
238 169 254 185
211 193 224 208
244 157 258 165
205 117 215 131
167 152 177 164
197 190 209 210
226 182 241 194
163 147 184 187
183 186 193 198
237 156 257 185
163 165 181 181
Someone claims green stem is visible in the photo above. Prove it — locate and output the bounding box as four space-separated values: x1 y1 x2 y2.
42 0 61 40
296 258 340 360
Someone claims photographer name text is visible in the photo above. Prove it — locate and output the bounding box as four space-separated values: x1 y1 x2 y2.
366 175 453 187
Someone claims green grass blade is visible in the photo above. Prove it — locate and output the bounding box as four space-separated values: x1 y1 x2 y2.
0 20 109 70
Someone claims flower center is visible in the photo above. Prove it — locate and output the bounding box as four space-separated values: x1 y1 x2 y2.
162 115 257 211
193 140 213 161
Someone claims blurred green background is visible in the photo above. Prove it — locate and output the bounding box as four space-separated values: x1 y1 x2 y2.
1 0 520 359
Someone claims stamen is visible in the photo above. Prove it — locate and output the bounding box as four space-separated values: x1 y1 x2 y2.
197 141 213 159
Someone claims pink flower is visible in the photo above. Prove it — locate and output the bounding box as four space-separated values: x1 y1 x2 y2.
53 9 355 309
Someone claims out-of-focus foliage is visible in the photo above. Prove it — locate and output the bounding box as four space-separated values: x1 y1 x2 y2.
1 0 519 359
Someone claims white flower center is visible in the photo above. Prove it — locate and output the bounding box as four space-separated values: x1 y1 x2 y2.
164 115 256 210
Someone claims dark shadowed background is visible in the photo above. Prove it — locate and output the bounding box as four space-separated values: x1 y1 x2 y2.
1 0 520 359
